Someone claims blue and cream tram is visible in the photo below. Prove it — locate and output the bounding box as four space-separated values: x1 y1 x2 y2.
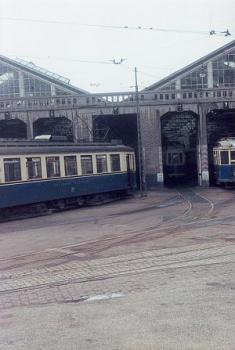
0 141 136 212
213 138 235 185
164 145 186 181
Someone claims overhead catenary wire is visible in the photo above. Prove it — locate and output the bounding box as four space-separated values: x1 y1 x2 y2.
0 16 233 37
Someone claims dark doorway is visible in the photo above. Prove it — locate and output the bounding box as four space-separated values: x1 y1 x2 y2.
33 117 73 141
207 108 235 184
93 113 140 185
0 119 27 139
161 111 199 186
93 113 137 146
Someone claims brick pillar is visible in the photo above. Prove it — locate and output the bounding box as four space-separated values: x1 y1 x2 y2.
140 107 162 187
156 110 164 185
198 104 209 186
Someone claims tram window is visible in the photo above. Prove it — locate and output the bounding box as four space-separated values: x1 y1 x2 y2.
230 151 235 164
220 151 229 165
172 153 181 165
130 154 135 170
81 155 93 174
96 154 107 173
216 151 220 165
46 157 60 178
126 154 135 171
213 152 218 164
64 156 77 176
172 154 179 165
26 157 42 179
4 158 21 182
110 154 121 171
167 152 183 165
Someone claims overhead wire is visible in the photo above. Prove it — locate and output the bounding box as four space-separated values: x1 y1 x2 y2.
0 16 233 37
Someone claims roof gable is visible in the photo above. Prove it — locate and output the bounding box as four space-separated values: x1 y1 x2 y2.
0 54 89 95
145 39 235 91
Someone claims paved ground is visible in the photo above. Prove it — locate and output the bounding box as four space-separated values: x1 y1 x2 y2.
0 187 234 349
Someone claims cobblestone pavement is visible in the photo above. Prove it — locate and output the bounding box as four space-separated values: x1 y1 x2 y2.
0 187 235 349
0 242 234 309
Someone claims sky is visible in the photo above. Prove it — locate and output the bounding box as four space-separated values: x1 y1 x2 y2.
0 0 235 93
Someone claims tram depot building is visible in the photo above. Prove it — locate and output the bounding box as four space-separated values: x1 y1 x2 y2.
0 40 235 188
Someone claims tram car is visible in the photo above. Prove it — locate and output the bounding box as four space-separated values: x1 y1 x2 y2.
164 144 186 181
0 141 136 214
213 138 235 185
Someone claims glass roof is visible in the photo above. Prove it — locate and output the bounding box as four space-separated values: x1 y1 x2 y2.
15 58 71 85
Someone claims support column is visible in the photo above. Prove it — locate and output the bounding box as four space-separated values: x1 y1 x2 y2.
156 110 164 185
26 112 34 140
140 107 163 187
198 104 209 186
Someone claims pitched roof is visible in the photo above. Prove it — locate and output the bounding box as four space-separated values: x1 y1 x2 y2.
144 39 235 91
0 54 89 95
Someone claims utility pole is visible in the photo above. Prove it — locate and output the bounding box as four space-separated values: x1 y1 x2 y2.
134 67 146 197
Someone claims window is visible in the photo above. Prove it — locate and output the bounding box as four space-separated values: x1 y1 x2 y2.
81 155 93 174
129 154 135 170
230 151 235 164
126 154 135 171
64 156 77 176
4 158 21 182
213 151 217 165
220 151 229 165
46 157 60 177
167 153 183 165
96 155 107 173
110 154 121 171
26 157 42 179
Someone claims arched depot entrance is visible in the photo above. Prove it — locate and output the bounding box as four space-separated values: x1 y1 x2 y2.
33 117 73 141
207 108 235 185
161 111 199 186
92 113 140 187
0 119 27 139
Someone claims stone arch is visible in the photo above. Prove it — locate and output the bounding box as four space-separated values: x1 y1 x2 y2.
160 110 199 185
33 116 73 141
0 118 27 139
206 108 235 184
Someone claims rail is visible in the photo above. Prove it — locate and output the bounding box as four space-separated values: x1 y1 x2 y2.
0 88 235 112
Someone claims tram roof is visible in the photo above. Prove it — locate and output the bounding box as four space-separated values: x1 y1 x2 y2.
0 141 133 155
214 138 235 148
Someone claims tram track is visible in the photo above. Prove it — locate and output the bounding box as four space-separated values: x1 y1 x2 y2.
0 188 234 310
0 242 234 294
0 188 229 272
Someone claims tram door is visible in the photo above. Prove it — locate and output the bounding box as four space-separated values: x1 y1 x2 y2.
126 154 135 188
